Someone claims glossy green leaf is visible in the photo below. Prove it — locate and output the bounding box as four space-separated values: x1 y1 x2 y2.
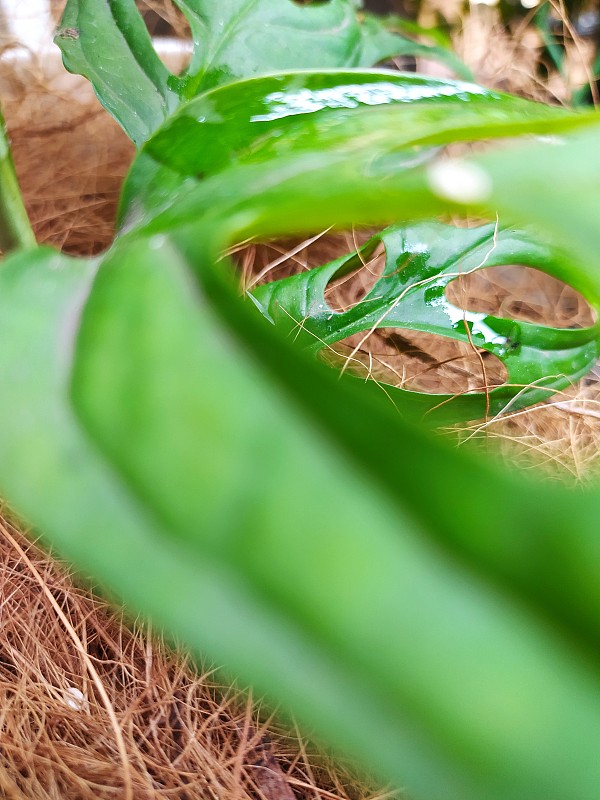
143 71 572 177
2 240 600 800
359 12 473 79
55 0 470 145
55 0 179 146
114 96 600 663
251 220 600 423
171 0 470 96
116 71 600 427
118 69 597 229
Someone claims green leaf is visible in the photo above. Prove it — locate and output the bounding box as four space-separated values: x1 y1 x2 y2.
56 0 471 144
115 99 600 663
476 125 600 285
251 220 600 423
114 71 600 431
144 71 544 176
55 0 179 146
167 0 473 96
173 0 367 95
358 12 473 80
116 70 600 427
20 18 600 800
3 242 600 800
118 69 597 229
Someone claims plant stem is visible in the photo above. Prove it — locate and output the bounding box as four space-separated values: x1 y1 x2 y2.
0 108 35 254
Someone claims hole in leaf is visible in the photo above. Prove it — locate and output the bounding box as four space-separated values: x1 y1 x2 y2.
377 55 417 72
324 239 386 312
138 2 192 72
321 329 507 395
235 230 376 291
446 266 596 329
138 2 190 36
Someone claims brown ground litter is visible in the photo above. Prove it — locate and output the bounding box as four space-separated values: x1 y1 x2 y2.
1 2 600 797
0 516 383 800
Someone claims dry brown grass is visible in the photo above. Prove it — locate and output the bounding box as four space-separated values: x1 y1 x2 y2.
0 516 383 800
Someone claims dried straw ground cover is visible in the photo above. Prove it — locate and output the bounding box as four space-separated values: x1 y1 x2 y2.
0 515 381 800
1 1 600 797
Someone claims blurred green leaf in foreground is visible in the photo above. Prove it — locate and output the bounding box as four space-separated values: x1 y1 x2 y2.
0 2 594 799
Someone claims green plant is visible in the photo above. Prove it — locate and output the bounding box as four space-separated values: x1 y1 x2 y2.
1 1 600 798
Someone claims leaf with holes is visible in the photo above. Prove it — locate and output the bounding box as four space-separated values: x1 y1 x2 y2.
114 70 600 425
55 0 470 145
251 221 600 422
